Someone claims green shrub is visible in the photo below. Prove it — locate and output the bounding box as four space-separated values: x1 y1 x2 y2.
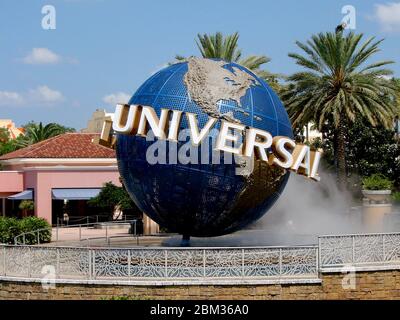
393 192 400 204
362 174 393 191
18 217 52 244
0 217 51 244
0 217 20 244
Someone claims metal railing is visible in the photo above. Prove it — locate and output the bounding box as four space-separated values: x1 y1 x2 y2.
319 232 400 268
3 231 400 283
14 227 52 246
14 220 141 246
0 245 318 281
55 214 140 227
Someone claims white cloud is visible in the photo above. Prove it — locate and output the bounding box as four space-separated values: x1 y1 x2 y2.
21 48 78 65
0 91 24 106
0 86 64 107
29 86 64 103
102 92 130 105
374 2 400 32
22 48 61 65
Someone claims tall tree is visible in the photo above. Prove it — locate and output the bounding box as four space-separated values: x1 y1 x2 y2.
0 128 9 143
88 182 138 219
174 32 282 92
17 122 75 147
316 117 400 188
394 78 400 113
283 31 398 188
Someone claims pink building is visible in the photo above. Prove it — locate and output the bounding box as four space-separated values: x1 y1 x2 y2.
0 133 121 224
0 119 25 139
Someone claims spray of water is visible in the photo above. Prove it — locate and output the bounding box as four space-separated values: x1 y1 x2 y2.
164 170 400 247
258 171 357 236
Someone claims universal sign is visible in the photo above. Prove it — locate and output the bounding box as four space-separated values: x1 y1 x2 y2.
101 104 322 181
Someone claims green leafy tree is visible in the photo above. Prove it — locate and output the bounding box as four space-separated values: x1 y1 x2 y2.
283 31 398 188
0 128 11 157
0 122 76 156
0 128 9 143
19 200 35 217
88 182 138 219
174 32 283 92
0 128 20 156
394 78 400 108
317 117 400 190
0 135 25 156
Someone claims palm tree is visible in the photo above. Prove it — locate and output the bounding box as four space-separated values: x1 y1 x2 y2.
174 32 282 92
17 122 65 147
283 31 398 187
394 78 400 111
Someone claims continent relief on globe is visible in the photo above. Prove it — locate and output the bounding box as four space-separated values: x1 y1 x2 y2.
184 57 258 121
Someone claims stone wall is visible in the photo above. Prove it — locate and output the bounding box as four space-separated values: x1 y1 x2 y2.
1 270 400 300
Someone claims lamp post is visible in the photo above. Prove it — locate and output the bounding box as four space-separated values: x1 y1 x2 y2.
62 199 69 226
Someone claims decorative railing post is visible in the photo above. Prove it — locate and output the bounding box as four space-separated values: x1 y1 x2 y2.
382 234 386 262
318 237 322 268
203 250 206 277
92 249 96 280
88 249 92 280
315 247 319 275
279 248 283 277
2 246 5 276
28 247 32 278
352 235 355 264
56 247 60 279
128 250 131 280
241 249 245 277
164 250 168 278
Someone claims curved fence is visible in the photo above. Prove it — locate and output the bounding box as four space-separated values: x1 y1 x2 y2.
1 231 400 284
319 232 400 268
0 245 318 283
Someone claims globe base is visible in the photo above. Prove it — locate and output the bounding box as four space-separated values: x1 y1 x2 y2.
180 235 191 247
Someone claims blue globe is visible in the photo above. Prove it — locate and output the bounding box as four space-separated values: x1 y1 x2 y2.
117 58 293 237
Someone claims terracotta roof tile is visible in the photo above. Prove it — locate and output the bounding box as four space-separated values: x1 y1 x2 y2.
0 133 116 160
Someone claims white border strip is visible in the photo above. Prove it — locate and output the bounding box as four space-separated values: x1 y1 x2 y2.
321 264 400 273
0 276 322 286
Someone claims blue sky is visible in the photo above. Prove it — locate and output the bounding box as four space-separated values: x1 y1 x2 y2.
1 0 400 130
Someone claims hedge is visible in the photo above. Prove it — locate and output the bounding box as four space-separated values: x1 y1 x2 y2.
0 216 52 244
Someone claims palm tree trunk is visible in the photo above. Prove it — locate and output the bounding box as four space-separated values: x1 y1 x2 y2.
336 117 347 190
